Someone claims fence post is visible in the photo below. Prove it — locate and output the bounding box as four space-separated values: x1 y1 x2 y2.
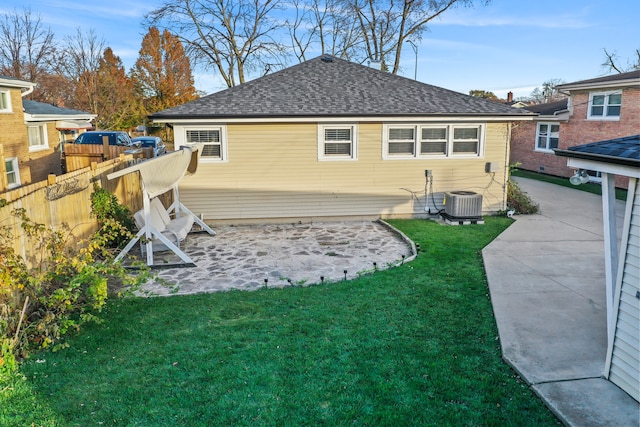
102 135 109 160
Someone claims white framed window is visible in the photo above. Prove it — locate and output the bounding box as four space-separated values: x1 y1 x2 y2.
383 124 483 159
318 124 357 161
27 124 49 151
181 126 228 163
535 122 560 152
420 127 448 155
387 127 415 156
588 91 622 120
452 126 480 154
0 90 11 112
5 157 20 189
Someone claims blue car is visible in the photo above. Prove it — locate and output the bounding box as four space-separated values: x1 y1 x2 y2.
74 131 134 146
131 136 167 157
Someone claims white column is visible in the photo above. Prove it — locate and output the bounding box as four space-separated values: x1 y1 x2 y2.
601 172 618 339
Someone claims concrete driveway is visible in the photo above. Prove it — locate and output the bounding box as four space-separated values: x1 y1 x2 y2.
483 177 639 426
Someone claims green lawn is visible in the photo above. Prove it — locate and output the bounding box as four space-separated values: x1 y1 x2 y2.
511 168 628 200
3 218 560 426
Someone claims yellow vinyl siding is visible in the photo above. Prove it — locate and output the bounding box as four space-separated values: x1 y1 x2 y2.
178 122 510 222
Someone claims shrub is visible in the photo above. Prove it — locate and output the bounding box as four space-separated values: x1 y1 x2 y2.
0 190 150 362
90 183 137 250
507 179 539 215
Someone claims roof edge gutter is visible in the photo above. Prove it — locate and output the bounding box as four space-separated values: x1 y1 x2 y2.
553 148 640 168
555 78 640 92
150 114 536 124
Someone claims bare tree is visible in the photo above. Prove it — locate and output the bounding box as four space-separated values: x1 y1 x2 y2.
528 78 567 104
601 48 640 74
147 0 285 88
57 28 106 115
350 0 486 74
0 8 56 89
288 0 363 62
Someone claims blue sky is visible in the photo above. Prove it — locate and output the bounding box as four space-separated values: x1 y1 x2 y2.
1 0 638 99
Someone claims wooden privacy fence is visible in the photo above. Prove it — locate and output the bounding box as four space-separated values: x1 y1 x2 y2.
62 143 152 173
0 155 144 267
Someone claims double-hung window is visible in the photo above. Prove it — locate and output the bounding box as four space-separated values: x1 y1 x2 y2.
388 127 415 155
535 123 559 151
183 127 227 162
452 127 480 154
318 124 357 160
384 124 483 159
0 90 10 112
588 91 622 120
421 127 448 155
27 124 48 151
5 157 20 188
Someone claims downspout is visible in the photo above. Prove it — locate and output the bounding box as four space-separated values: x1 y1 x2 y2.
503 122 512 211
21 84 35 97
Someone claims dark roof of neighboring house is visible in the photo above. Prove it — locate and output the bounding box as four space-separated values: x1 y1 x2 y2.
556 70 640 90
524 99 568 115
151 56 534 120
554 134 640 167
23 99 92 116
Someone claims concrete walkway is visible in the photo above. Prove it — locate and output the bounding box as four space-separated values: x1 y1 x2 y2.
483 177 639 426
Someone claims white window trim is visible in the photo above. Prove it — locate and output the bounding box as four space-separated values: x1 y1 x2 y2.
534 122 560 153
382 123 484 159
176 125 228 163
5 157 20 189
386 125 417 157
27 123 49 152
0 90 11 113
587 90 622 121
317 124 358 161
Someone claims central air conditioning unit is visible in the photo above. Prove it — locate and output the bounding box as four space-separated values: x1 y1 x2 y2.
444 191 483 218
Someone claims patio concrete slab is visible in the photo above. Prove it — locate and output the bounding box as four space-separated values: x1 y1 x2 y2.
483 177 639 426
142 220 414 296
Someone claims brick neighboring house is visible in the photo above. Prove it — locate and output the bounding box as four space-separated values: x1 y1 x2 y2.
510 70 640 187
0 75 95 191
